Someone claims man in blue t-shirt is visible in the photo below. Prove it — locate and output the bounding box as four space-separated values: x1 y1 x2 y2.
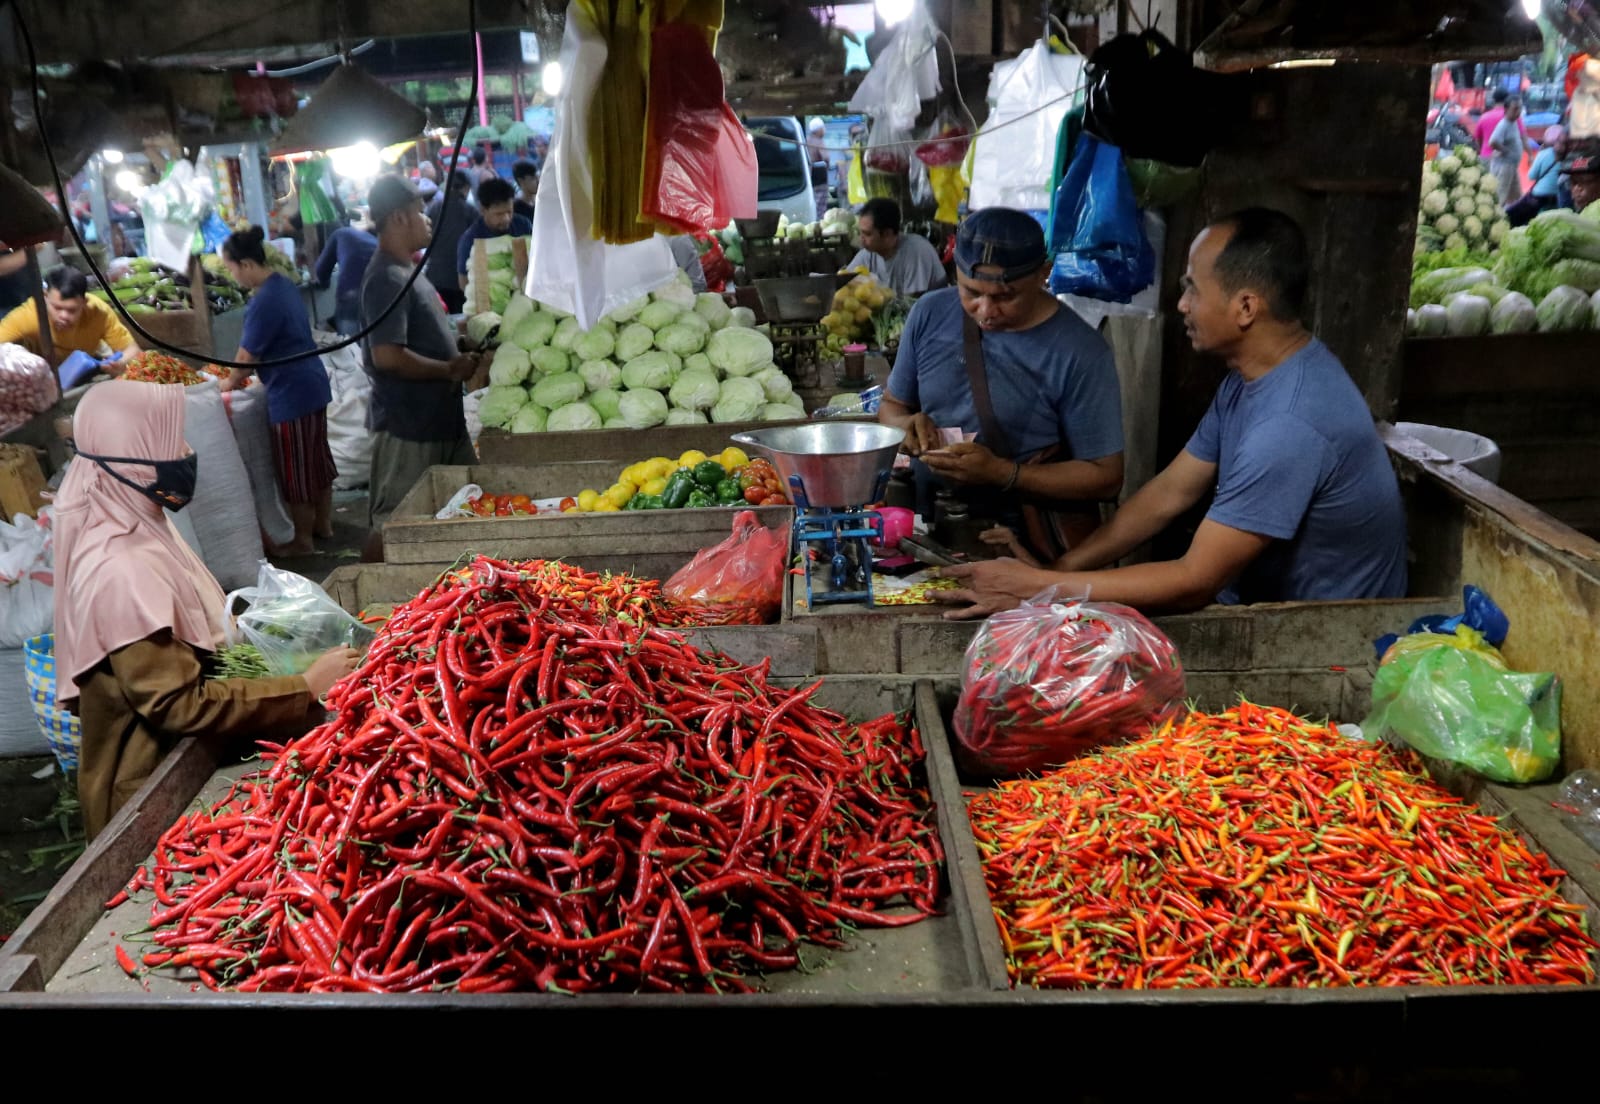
879 207 1124 560
455 177 532 292
939 207 1407 617
314 219 378 336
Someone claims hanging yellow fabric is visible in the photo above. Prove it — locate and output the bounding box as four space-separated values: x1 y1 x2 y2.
581 0 652 243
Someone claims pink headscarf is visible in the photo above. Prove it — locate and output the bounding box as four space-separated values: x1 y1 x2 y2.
53 381 227 705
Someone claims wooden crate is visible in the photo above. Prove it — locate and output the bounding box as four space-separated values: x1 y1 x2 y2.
476 420 816 467
382 463 794 567
0 443 47 518
131 308 210 357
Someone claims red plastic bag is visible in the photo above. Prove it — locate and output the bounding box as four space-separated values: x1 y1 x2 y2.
954 592 1185 777
641 22 755 232
915 104 972 168
663 511 788 625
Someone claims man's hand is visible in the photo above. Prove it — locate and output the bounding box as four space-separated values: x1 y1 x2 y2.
446 352 481 383
922 441 1009 487
979 525 1040 566
932 558 1063 620
902 412 943 457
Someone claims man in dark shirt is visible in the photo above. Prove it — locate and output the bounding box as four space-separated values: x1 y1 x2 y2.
314 219 378 336
455 177 534 292
423 171 475 315
359 175 482 561
512 159 539 223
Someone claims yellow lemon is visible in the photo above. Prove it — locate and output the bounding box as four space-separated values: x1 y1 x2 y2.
576 489 600 511
606 482 636 504
641 476 668 496
563 506 581 514
679 449 708 469
719 447 750 470
593 499 621 512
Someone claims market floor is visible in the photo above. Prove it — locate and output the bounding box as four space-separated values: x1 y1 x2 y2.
0 488 371 941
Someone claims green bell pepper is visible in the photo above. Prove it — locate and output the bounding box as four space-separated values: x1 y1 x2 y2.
714 479 743 504
686 488 715 509
632 493 664 510
692 460 727 488
661 470 696 510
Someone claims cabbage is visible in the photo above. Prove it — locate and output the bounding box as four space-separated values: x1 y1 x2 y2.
604 417 630 428
617 388 670 429
513 312 557 350
1413 304 1448 337
591 317 617 336
588 388 623 421
675 310 711 336
479 385 528 428
510 404 549 433
1489 292 1537 334
1445 293 1491 337
621 352 674 391
651 273 697 308
752 366 794 404
466 312 502 347
683 353 713 377
547 402 603 432
616 322 656 362
607 296 649 324
662 350 683 377
664 408 707 425
530 371 586 409
654 322 707 357
501 293 536 333
552 317 584 352
572 328 616 362
668 370 720 412
728 307 757 328
711 377 765 423
1420 189 1449 217
578 359 622 392
639 301 683 332
530 347 571 379
758 404 803 421
488 343 532 386
694 293 733 330
1410 265 1493 308
1536 285 1592 332
707 328 775 377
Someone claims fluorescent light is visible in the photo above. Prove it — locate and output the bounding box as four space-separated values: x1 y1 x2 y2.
330 141 381 181
1520 0 1541 18
1268 58 1338 69
876 0 914 26
541 61 564 97
113 169 146 195
100 149 124 164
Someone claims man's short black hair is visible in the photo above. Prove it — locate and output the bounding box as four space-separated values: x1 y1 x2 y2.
478 177 515 209
45 265 88 300
1212 207 1309 321
449 169 473 194
512 159 539 184
858 197 902 235
471 148 487 165
1491 88 1509 106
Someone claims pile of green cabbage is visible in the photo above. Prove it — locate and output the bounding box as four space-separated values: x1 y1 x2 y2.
1416 145 1509 258
474 271 807 433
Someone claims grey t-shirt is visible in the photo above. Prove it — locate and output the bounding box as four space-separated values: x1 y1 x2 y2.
847 233 948 296
360 251 467 443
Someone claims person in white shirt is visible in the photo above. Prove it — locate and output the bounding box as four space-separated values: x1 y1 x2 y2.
845 198 948 296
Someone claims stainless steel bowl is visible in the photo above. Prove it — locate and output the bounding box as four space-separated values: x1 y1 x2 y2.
731 422 906 508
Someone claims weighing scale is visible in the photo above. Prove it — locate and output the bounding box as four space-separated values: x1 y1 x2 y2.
731 422 906 608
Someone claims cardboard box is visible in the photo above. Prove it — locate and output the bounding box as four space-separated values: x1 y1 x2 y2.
0 444 47 519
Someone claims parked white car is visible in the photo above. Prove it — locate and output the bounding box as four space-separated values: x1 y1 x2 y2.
748 116 820 226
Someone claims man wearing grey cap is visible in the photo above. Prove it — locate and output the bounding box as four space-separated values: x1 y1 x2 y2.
878 206 1125 561
358 173 482 561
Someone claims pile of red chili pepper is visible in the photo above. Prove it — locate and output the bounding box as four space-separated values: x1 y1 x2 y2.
118 556 941 994
969 703 1597 989
954 597 1185 776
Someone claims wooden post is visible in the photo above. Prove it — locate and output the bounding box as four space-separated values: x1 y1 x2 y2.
187 253 213 357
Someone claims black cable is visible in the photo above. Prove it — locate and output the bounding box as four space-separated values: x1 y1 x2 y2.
7 0 479 370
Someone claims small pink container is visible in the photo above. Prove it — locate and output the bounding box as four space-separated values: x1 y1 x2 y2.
874 506 914 552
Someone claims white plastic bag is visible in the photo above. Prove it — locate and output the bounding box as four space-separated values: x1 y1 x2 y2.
0 508 53 649
0 343 58 436
463 387 487 446
221 385 294 547
969 41 1085 213
527 1 677 329
182 381 265 591
848 5 941 133
138 160 215 272
435 483 484 519
225 561 375 676
323 343 372 490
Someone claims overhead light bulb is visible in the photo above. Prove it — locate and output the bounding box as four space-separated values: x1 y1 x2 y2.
330 141 381 180
541 61 564 97
1520 0 1541 18
114 169 146 195
876 0 914 27
100 149 124 164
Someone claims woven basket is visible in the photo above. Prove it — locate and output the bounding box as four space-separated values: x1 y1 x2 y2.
23 633 80 773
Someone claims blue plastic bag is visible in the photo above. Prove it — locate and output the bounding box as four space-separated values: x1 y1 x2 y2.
1047 134 1153 303
1373 585 1510 659
200 211 232 255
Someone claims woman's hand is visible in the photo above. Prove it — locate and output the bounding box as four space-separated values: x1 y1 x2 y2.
303 646 360 700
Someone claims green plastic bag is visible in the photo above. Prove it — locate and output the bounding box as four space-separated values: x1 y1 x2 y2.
1363 645 1560 784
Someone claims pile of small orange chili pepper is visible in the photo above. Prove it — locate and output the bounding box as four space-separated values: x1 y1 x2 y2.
115 556 941 994
969 702 1597 989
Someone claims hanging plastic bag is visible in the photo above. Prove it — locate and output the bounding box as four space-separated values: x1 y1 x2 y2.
0 343 58 435
848 4 940 139
224 561 376 677
1083 30 1240 169
710 107 758 225
847 145 868 206
138 160 215 272
969 40 1085 213
915 102 973 223
529 1 677 329
642 22 753 233
1048 134 1154 302
1363 643 1560 784
662 510 788 625
953 591 1185 777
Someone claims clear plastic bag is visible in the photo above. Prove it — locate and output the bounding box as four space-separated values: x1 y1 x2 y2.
969 41 1085 213
224 561 376 676
954 591 1185 777
662 510 788 625
0 343 58 435
1363 642 1560 785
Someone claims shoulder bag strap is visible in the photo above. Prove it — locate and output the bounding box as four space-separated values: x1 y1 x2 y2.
961 312 1013 461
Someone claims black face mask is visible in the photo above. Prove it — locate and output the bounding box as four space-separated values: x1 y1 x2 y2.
76 450 198 511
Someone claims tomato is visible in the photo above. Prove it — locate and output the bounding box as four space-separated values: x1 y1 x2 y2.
494 498 514 517
506 494 536 516
469 495 497 517
743 485 771 505
559 497 577 513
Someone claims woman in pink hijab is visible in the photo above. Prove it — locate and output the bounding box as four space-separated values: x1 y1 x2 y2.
53 381 358 838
